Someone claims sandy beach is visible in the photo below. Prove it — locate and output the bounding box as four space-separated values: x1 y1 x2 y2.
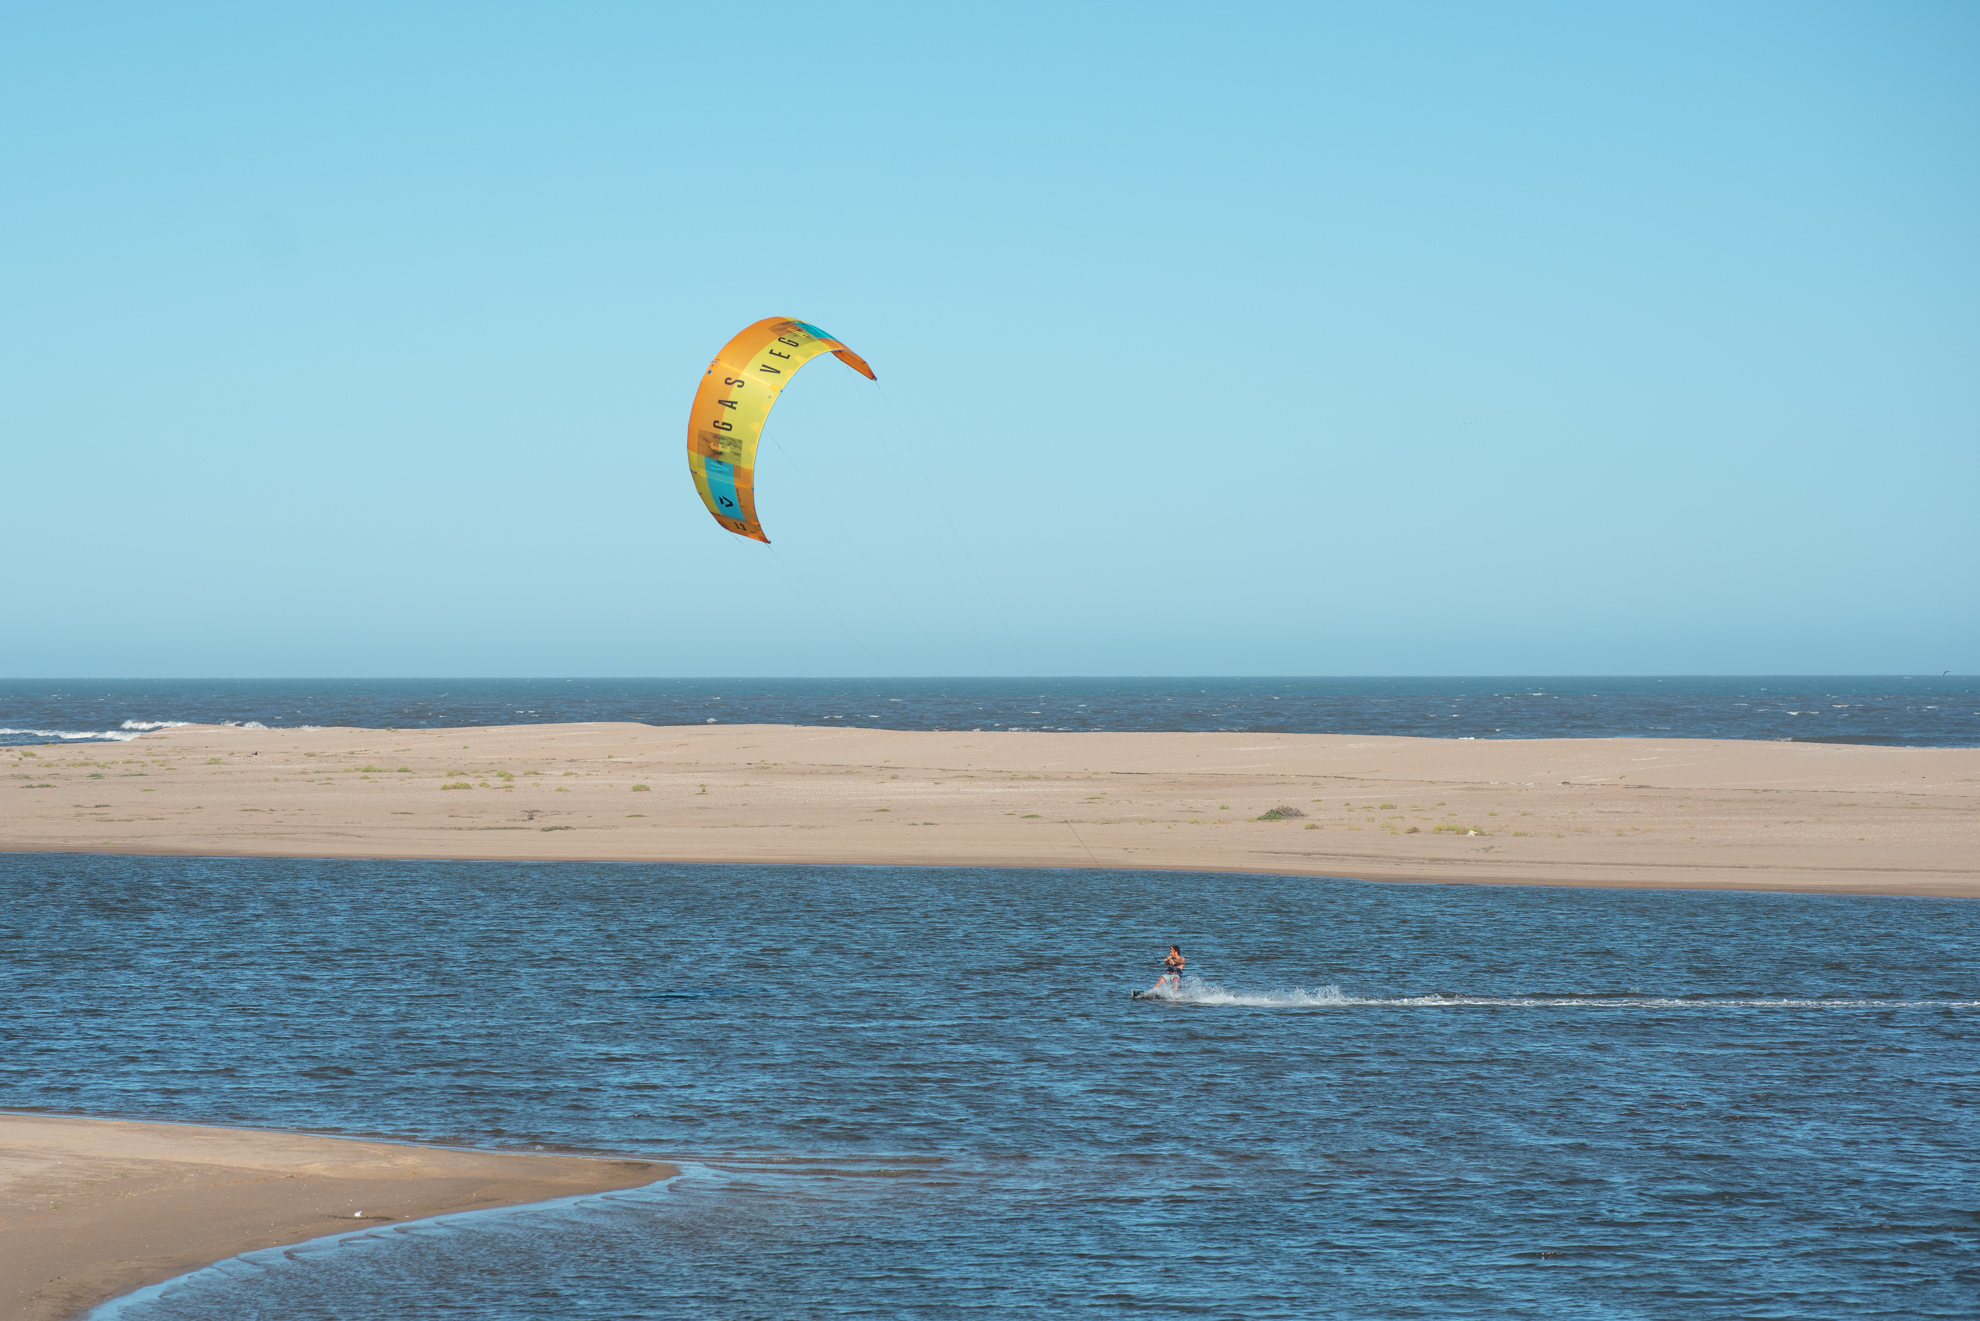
0 1113 669 1321
3 722 1975 896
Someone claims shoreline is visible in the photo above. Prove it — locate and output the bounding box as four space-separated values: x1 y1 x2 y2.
10 844 1978 899
2 722 1975 897
0 1112 671 1321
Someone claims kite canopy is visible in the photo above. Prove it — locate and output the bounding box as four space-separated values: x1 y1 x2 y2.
686 317 875 542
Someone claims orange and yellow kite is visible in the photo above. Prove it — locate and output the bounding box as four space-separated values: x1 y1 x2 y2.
685 317 875 542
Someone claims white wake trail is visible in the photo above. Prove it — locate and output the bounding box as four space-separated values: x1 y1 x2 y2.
1136 977 1978 1011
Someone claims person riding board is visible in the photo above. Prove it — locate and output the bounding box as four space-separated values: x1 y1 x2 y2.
1161 944 1185 987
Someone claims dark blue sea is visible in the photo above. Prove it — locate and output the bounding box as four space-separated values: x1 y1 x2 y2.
4 854 1976 1319
2 676 1976 747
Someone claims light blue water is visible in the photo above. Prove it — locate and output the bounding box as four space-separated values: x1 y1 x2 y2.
3 675 1976 747
3 853 1975 1318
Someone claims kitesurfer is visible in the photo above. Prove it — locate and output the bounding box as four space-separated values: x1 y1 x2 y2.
1131 944 1189 1000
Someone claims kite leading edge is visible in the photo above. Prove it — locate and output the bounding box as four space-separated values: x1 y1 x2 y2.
686 317 876 542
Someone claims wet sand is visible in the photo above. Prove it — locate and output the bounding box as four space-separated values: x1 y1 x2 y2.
3 722 1975 896
0 1113 670 1321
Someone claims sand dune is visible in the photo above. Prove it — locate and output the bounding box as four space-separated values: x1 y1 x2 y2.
3 722 1974 896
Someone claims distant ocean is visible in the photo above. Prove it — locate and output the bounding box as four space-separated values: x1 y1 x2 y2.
1 676 1975 748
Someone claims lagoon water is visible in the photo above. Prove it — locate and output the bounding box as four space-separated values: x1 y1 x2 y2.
3 675 1977 747
5 853 1977 1318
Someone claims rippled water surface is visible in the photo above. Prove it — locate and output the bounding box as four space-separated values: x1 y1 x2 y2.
4 853 1976 1318
3 675 1976 746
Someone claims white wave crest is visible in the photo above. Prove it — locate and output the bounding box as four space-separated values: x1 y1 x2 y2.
0 726 142 742
220 721 268 729
119 720 193 731
1136 977 1979 1011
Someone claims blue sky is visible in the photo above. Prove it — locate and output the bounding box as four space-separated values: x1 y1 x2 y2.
5 1 1974 676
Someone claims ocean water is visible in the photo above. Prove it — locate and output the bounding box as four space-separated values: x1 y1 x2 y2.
2 675 1977 747
3 853 1975 1319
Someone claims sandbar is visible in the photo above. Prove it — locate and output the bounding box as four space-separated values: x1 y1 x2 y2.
2 722 1975 896
0 1112 669 1321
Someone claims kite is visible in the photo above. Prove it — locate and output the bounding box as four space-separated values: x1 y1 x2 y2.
686 317 875 542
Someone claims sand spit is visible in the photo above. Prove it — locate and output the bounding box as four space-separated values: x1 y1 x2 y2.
1 723 1974 896
0 1112 669 1321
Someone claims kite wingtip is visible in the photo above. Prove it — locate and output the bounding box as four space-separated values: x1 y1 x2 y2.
833 347 877 381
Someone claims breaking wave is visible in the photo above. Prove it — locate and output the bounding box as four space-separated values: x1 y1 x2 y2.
0 717 267 745
0 726 143 742
1136 977 1979 1011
